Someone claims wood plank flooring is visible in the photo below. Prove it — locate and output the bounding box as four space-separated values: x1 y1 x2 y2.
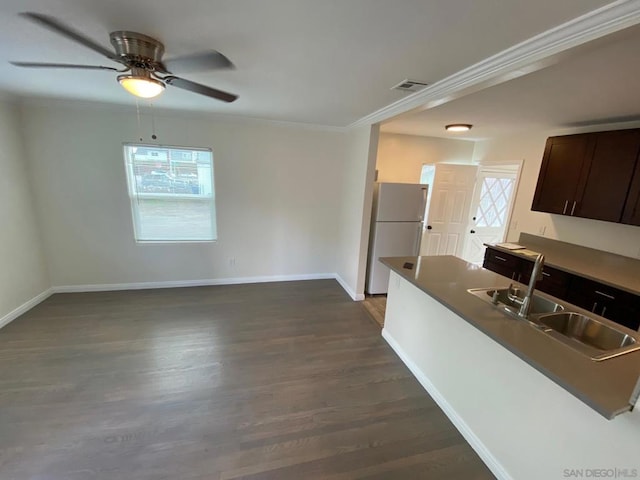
362 295 387 328
0 280 494 480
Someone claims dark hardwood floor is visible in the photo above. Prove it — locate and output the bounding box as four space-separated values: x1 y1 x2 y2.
0 280 494 480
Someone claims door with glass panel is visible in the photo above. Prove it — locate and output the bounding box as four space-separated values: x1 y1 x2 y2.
462 166 519 264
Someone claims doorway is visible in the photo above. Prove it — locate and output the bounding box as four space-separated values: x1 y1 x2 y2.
461 164 521 264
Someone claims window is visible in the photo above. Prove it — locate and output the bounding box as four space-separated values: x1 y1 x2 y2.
123 144 217 242
420 164 436 222
420 164 435 185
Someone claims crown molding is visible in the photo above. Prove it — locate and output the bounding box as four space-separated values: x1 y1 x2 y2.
350 0 640 128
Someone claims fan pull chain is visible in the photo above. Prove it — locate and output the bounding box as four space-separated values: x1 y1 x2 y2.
135 99 143 142
133 99 142 207
150 102 157 140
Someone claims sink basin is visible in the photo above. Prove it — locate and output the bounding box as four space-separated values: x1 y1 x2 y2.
467 287 564 317
535 312 640 360
467 287 640 361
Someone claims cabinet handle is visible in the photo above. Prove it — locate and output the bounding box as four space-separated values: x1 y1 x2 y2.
511 272 516 280
542 272 550 277
594 290 615 300
495 256 507 262
592 302 598 313
517 273 522 283
563 200 568 214
571 201 576 216
602 306 607 316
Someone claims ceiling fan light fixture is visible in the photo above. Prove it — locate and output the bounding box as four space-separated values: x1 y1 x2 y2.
445 124 473 132
117 74 165 98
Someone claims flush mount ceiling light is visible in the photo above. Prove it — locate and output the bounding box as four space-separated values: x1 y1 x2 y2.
445 124 473 132
118 68 165 98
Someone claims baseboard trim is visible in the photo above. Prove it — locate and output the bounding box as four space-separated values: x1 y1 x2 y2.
52 273 340 293
0 288 53 330
334 274 365 301
381 328 512 480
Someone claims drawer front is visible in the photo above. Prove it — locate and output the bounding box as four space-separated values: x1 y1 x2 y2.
484 248 519 269
483 260 517 280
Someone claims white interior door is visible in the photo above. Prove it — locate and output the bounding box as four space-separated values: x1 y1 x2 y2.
461 165 520 264
420 164 478 257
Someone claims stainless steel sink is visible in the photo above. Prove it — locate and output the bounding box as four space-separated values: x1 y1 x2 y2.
535 312 640 361
467 287 564 317
467 287 640 361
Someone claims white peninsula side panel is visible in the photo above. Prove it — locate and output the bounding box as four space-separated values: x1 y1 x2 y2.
382 271 640 480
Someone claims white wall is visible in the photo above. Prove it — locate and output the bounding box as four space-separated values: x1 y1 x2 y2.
0 101 49 323
20 101 354 289
335 125 379 299
473 125 640 259
376 132 475 183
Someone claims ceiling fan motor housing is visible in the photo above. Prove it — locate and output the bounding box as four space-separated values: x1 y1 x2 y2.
110 31 165 69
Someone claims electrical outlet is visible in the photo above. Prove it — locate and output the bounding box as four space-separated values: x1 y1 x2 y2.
229 257 236 267
511 220 518 231
538 225 546 236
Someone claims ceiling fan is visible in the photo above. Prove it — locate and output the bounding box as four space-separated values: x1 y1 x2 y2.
10 12 238 102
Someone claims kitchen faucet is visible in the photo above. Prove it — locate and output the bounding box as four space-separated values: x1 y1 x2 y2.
507 253 545 319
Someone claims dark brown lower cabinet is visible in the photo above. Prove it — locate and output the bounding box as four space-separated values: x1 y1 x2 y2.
565 277 640 331
483 247 640 331
536 265 570 299
483 248 525 282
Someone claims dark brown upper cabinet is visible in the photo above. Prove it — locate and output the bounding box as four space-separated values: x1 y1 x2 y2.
532 134 591 215
622 161 640 226
532 128 640 225
575 130 640 222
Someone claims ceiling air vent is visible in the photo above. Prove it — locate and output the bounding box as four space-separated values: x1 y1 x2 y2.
391 79 428 93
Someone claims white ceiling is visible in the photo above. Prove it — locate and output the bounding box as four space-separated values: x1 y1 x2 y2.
381 24 640 139
0 0 613 126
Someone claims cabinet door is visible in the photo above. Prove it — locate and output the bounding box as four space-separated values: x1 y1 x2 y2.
566 276 640 331
536 266 570 299
604 303 640 332
575 129 640 222
622 160 640 226
531 134 591 215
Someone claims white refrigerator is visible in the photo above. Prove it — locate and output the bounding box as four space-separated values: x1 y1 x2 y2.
366 182 428 294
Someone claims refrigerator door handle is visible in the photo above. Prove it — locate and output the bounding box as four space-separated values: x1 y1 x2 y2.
418 187 428 221
414 223 422 256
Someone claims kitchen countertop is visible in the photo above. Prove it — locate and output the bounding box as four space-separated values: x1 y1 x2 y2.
381 255 640 419
486 233 640 296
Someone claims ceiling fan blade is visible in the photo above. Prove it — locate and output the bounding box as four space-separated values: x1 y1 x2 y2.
163 51 234 73
20 12 121 62
11 61 119 71
164 76 238 103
